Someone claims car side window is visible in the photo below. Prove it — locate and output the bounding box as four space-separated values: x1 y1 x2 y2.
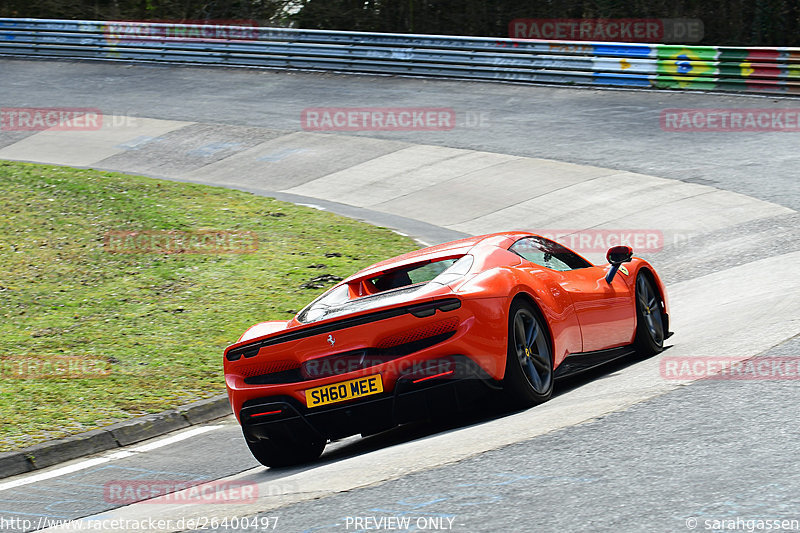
509 236 592 271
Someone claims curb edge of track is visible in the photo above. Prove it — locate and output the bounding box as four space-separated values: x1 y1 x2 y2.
0 394 231 479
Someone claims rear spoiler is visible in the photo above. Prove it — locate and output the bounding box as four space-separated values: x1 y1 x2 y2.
224 298 461 361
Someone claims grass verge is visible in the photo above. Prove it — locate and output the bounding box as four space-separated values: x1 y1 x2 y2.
0 161 417 451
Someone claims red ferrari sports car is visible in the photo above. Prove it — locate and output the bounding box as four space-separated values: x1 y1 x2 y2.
224 231 670 466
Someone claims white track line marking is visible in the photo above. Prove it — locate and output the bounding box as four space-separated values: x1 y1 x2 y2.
0 425 222 493
0 457 110 492
105 451 137 460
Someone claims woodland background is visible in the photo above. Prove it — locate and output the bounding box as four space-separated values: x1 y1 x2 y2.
0 0 798 46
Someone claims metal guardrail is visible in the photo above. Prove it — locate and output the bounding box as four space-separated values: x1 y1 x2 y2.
1 18 798 95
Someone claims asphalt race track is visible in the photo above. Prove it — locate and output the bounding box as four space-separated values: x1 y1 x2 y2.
0 58 799 533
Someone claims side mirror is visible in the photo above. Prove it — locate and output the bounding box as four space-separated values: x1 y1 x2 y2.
605 245 633 283
607 245 633 266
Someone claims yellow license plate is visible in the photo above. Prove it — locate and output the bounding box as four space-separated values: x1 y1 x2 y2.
305 374 383 408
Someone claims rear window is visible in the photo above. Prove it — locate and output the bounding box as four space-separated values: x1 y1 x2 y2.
296 256 468 324
368 258 459 292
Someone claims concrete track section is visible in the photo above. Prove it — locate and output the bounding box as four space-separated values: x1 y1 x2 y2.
0 115 795 268
1 59 799 211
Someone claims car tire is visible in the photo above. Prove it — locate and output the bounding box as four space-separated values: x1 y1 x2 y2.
502 299 554 408
633 272 666 357
244 434 326 468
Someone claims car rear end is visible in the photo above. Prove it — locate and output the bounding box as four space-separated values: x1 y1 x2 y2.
223 251 509 446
